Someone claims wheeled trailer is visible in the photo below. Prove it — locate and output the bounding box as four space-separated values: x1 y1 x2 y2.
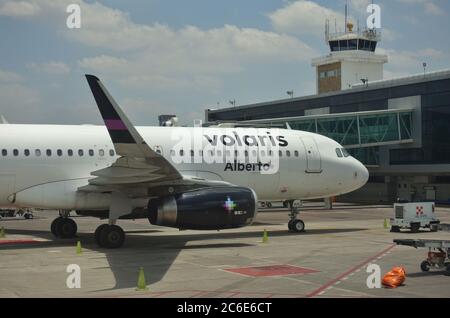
394 224 450 276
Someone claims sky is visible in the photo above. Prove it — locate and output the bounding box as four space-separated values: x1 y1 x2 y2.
0 0 449 126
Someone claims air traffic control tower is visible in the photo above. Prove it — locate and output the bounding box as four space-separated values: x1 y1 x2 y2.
312 21 388 94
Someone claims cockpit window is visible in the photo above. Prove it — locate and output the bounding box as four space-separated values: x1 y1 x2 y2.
342 148 350 157
336 148 343 158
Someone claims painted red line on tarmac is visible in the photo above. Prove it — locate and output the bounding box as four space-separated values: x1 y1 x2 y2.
306 244 396 298
0 239 41 245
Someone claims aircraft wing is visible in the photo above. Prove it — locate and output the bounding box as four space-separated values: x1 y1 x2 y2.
83 75 231 196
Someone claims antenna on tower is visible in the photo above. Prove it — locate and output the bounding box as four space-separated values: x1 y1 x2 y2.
345 0 348 32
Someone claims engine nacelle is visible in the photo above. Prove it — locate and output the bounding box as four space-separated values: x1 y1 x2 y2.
148 187 257 230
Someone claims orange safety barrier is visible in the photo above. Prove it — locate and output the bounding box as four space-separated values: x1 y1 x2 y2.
382 267 406 288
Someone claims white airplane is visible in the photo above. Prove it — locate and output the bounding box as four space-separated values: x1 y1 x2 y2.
0 75 368 248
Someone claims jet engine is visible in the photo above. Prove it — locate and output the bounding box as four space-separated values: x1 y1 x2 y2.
148 187 257 230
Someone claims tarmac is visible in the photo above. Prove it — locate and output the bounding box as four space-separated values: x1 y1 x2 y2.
0 202 449 298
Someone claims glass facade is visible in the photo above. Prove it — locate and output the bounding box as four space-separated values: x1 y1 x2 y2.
288 111 413 148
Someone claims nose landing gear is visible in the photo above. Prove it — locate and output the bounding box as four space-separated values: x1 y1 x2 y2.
287 200 305 233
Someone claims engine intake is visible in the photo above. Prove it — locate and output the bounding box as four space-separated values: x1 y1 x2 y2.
148 187 257 230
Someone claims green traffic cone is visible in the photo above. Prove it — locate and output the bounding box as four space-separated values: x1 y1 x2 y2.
262 229 268 243
383 218 389 229
0 227 5 238
76 241 82 255
136 267 148 291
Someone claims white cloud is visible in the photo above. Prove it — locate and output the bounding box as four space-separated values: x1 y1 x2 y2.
269 1 346 36
0 69 23 82
397 0 445 16
28 61 70 75
378 47 449 78
0 1 40 17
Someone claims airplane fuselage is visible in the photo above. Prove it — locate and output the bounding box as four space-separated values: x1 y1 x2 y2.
0 124 368 211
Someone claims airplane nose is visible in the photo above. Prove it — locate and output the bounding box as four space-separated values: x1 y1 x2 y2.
355 161 369 186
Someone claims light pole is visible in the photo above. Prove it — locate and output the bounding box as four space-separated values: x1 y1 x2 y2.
423 62 427 76
286 90 294 99
229 99 236 107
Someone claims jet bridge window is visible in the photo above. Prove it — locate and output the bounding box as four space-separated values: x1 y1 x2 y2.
336 148 343 158
1 149 6 156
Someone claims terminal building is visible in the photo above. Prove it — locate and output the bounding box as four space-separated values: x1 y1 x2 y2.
205 22 450 204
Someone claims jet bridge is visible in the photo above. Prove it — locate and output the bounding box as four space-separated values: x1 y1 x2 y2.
239 108 415 149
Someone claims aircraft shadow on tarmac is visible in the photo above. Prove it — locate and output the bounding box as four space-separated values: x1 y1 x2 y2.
1 227 367 290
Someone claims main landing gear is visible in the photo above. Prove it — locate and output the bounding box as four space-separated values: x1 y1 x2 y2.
51 211 78 239
287 200 305 233
94 223 125 249
51 210 125 248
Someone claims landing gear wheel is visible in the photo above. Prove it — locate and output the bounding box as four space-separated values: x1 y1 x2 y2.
291 219 305 233
445 264 450 277
266 202 272 208
51 217 77 238
98 225 125 248
59 218 77 238
390 226 400 233
51 217 63 237
94 224 109 246
420 260 431 272
411 223 420 233
288 220 294 231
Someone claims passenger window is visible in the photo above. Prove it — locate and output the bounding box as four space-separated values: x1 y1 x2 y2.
46 149 52 156
13 149 18 156
179 149 184 156
78 149 84 157
252 150 257 157
336 148 343 158
217 150 222 157
226 150 231 157
260 150 266 157
286 150 291 157
190 150 194 157
24 149 30 157
1 149 6 156
89 149 94 157
279 150 283 157
68 149 73 157
342 148 350 157
35 149 41 157
170 149 175 156
244 150 248 157
294 151 299 157
269 150 273 156
199 150 203 157
109 149 115 156
57 149 62 157
99 149 105 157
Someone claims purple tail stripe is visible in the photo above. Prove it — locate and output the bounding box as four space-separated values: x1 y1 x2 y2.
105 119 127 130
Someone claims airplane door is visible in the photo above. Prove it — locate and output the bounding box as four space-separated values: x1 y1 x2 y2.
301 137 322 173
